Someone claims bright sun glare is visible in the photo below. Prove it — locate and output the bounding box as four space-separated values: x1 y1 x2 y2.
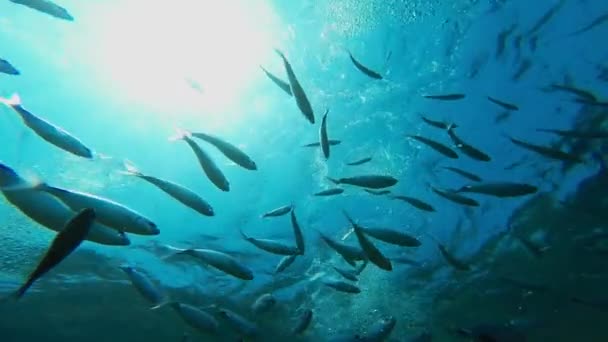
92 0 279 121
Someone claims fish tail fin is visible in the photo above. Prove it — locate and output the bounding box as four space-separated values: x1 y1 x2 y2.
326 177 340 185
168 128 192 142
274 48 286 59
0 93 21 107
238 229 248 240
121 159 143 177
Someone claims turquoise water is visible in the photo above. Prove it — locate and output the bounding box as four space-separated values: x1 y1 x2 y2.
1 0 608 341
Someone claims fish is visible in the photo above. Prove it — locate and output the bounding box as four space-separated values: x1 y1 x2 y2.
11 208 95 299
314 188 344 196
240 229 300 256
171 129 230 191
431 186 480 207
495 24 517 59
535 128 608 139
420 114 457 130
218 308 259 337
547 84 598 102
120 266 167 309
319 109 330 159
171 303 219 335
332 265 359 282
391 195 435 212
447 126 491 162
347 51 383 79
275 49 315 124
318 232 367 266
291 209 305 255
251 293 276 314
407 135 459 159
487 96 519 111
456 182 538 198
423 94 466 101
302 140 341 147
346 156 372 166
512 58 532 81
0 58 20 75
9 0 74 21
121 161 214 216
570 13 608 36
440 166 482 182
260 65 292 96
323 278 361 294
292 309 313 334
525 0 566 36
0 94 93 158
428 235 470 271
27 182 159 236
166 246 254 280
364 189 391 196
507 136 584 163
361 227 422 247
327 175 398 189
344 212 392 271
262 204 293 218
0 163 130 246
191 131 257 171
275 255 297 274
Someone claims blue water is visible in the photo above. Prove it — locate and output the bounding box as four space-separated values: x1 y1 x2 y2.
1 0 608 341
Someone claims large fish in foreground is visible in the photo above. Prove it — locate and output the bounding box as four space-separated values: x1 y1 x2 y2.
275 49 315 124
11 208 95 299
0 163 130 246
9 0 74 21
0 94 93 158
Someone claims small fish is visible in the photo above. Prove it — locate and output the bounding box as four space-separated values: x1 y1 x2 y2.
171 129 230 191
428 235 470 271
291 209 305 255
525 0 566 36
185 78 203 93
302 140 341 147
548 84 598 102
218 308 259 337
495 24 517 59
407 135 459 159
262 204 293 218
391 195 435 212
423 94 466 101
120 266 167 309
487 96 519 111
494 110 512 124
420 114 457 130
166 246 254 280
536 128 608 139
332 265 359 282
507 136 583 163
323 278 361 294
319 109 330 159
314 188 344 197
0 94 93 158
318 232 367 266
512 58 532 81
292 309 313 335
361 227 422 247
571 296 608 313
11 208 95 299
431 186 479 207
570 13 608 36
251 293 276 314
346 157 372 166
456 182 538 198
0 58 20 75
327 175 398 189
122 161 214 216
364 189 391 196
440 166 482 182
9 0 74 21
171 303 219 335
240 229 300 256
275 49 315 124
260 66 292 96
347 51 383 79
191 131 257 170
275 255 297 274
344 212 392 271
447 126 491 162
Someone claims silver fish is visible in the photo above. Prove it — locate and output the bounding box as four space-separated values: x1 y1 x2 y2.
191 131 257 170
